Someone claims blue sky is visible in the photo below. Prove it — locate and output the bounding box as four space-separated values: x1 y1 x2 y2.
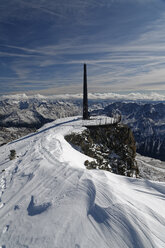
1 0 165 95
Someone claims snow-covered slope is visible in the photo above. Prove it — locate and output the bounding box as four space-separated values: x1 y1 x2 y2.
137 154 165 182
0 117 165 248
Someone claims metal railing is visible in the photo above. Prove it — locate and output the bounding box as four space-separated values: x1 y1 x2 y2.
82 115 121 127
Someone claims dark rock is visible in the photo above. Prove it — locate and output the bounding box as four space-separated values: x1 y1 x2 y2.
65 123 138 177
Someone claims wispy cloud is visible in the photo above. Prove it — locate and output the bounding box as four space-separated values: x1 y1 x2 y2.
1 0 165 95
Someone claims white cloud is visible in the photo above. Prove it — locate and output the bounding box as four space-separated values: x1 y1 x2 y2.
1 92 165 101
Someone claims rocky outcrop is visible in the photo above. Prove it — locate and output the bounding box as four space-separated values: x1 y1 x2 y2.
65 123 138 177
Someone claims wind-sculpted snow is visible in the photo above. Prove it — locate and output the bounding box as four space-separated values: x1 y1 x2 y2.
27 196 51 216
0 116 165 248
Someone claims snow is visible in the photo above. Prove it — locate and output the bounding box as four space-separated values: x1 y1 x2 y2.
0 116 165 248
137 154 165 181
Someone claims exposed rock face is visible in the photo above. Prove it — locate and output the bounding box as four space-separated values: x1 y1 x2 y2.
65 123 138 177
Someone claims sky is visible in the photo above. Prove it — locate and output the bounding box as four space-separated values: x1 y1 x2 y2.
1 0 165 96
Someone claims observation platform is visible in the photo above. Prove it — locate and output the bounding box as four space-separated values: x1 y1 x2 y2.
82 115 120 128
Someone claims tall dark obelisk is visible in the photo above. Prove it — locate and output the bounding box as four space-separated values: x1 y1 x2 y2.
83 63 89 120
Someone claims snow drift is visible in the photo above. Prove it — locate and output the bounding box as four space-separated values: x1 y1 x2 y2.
0 116 165 248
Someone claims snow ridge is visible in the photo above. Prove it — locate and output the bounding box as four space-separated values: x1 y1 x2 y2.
0 116 165 248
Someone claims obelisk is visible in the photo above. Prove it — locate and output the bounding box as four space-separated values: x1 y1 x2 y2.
83 63 89 120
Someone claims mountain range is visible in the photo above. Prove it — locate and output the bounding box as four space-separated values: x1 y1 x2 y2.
0 96 165 162
92 101 165 161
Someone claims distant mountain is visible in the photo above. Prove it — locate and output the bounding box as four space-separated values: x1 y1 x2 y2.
92 102 165 161
0 96 165 162
0 98 81 128
0 98 81 145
